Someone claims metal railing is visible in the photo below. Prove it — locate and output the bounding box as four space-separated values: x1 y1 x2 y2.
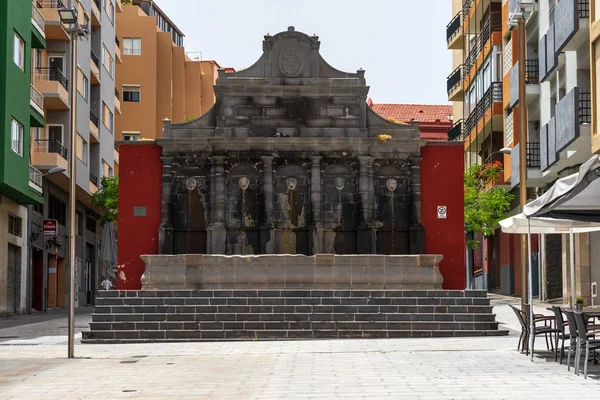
115 88 120 100
35 67 68 91
525 59 539 84
115 35 120 47
91 49 99 68
90 110 99 128
30 85 44 110
93 0 100 9
448 120 463 141
526 142 541 168
579 0 590 18
114 140 119 151
463 0 474 20
89 172 99 186
579 90 591 124
35 139 68 160
29 165 43 188
463 14 501 71
32 3 45 31
447 12 462 42
463 82 503 138
447 65 463 94
37 0 65 8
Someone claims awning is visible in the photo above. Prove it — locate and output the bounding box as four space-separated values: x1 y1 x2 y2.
499 213 600 235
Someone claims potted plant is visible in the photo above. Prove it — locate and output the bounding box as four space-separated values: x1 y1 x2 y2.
576 297 584 311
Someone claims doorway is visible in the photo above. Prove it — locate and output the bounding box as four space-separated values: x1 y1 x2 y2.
32 249 44 311
7 244 22 314
85 243 95 305
545 235 563 300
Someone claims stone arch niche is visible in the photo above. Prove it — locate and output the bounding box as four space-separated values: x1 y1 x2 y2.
225 163 262 254
171 165 209 254
322 163 359 254
374 163 410 255
273 162 310 254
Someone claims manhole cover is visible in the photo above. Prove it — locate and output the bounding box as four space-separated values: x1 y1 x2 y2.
0 336 18 339
120 360 139 364
122 389 137 393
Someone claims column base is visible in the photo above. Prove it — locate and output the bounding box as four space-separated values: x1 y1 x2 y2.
409 224 425 255
357 227 375 254
158 224 174 255
211 225 227 255
260 224 275 254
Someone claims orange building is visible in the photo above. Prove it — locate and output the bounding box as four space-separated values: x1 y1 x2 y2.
115 1 222 143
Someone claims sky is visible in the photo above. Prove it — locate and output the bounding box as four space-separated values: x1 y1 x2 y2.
154 0 452 105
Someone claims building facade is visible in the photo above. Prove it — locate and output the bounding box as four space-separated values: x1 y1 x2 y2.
0 0 46 315
590 0 600 305
27 0 118 313
115 0 221 144
368 102 453 141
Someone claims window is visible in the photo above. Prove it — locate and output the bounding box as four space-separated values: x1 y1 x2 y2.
11 119 23 156
48 125 63 144
123 133 140 141
103 103 113 132
48 195 67 226
8 215 22 237
33 203 43 216
86 216 97 233
109 1 115 24
76 212 82 236
122 85 141 102
77 69 89 101
76 134 87 164
35 49 42 69
102 160 113 177
102 46 114 76
13 32 24 70
123 38 141 55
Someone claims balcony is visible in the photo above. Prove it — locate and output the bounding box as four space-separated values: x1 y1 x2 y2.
37 0 69 41
34 67 69 109
31 3 46 49
510 142 543 188
447 65 463 101
91 0 101 27
463 82 503 139
30 85 45 128
555 0 589 53
114 88 121 114
447 120 463 141
115 35 122 63
32 139 68 172
89 171 99 194
29 165 43 195
90 49 100 85
114 141 119 164
90 110 99 141
447 12 463 50
463 14 502 72
525 59 539 85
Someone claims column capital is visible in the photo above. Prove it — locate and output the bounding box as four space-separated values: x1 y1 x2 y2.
310 155 322 163
261 155 274 162
210 155 227 165
160 156 173 165
358 156 374 165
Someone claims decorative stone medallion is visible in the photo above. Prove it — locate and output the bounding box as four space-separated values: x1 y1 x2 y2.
386 178 398 192
278 45 304 77
334 177 345 190
286 177 297 191
185 177 197 191
238 176 250 190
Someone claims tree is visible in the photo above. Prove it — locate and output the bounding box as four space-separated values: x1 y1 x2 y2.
91 176 119 225
464 161 514 248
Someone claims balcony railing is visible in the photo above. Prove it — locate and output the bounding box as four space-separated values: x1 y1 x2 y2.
93 0 100 9
90 110 99 128
447 12 462 42
448 120 463 141
447 65 463 94
463 0 474 19
38 0 65 8
115 88 120 100
35 139 68 160
579 90 591 124
463 14 501 70
114 140 119 151
35 67 68 91
29 165 43 188
526 142 541 168
525 59 540 84
463 82 503 138
89 171 99 187
579 0 590 17
30 85 44 110
32 3 45 31
91 49 99 68
115 35 120 47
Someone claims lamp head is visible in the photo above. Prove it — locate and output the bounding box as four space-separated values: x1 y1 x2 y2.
58 8 78 24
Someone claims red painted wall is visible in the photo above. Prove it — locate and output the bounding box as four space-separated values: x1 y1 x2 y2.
420 143 466 290
117 143 162 289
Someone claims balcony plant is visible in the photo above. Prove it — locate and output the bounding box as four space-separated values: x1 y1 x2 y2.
464 161 514 248
576 297 584 311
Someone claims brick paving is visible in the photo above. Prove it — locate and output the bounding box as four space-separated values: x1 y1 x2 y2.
1 301 599 399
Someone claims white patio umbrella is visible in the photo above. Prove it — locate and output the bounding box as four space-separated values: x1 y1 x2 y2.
101 222 117 281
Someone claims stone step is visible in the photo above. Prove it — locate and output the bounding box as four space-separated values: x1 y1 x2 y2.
97 289 489 299
92 304 494 315
92 312 498 323
82 328 508 342
95 296 491 307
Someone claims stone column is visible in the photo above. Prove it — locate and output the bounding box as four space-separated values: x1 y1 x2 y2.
260 156 275 254
158 157 174 254
409 156 425 254
358 156 375 254
210 156 227 254
310 156 323 254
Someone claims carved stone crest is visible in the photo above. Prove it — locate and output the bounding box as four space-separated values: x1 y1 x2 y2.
278 44 304 77
238 176 250 190
334 177 345 190
386 178 398 192
185 177 197 191
286 177 297 190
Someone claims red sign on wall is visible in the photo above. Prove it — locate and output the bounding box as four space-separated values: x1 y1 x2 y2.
43 219 58 237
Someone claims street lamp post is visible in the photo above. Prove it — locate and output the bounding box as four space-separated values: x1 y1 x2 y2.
58 6 85 359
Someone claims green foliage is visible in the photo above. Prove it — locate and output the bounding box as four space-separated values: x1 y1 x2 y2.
91 176 119 225
121 0 133 5
576 297 584 304
464 161 514 249
185 116 197 122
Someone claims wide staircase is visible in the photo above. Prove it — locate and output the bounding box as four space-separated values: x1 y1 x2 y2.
82 289 507 343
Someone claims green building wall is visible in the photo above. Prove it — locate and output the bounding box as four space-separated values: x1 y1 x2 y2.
0 0 43 205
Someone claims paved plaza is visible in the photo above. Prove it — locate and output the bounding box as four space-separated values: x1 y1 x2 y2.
1 300 599 399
